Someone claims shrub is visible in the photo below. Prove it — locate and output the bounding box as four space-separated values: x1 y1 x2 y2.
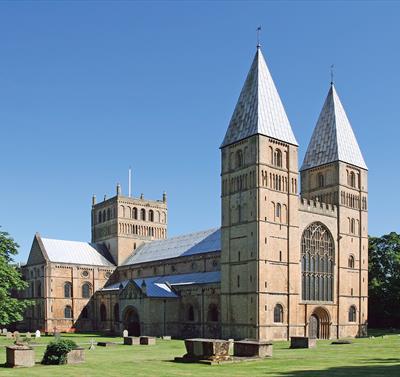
42 339 78 365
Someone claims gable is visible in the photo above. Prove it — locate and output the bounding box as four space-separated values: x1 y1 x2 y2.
26 235 47 266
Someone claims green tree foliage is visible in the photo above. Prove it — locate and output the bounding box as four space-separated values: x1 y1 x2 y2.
0 227 33 326
369 232 400 328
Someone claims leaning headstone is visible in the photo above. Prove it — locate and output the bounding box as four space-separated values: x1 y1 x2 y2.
123 329 128 338
26 332 31 339
35 330 41 338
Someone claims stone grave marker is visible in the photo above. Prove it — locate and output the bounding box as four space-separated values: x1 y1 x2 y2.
13 331 20 341
26 332 31 339
89 338 95 350
35 330 41 338
2 328 7 336
123 329 128 338
6 332 13 339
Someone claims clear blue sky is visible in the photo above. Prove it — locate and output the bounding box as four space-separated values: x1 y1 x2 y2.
1 1 399 262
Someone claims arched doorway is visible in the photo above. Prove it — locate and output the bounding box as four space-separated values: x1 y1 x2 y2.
309 307 330 339
123 306 140 336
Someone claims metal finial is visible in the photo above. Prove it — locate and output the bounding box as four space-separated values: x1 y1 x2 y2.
330 64 334 85
256 26 262 49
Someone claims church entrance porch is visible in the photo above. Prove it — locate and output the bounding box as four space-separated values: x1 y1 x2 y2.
308 307 330 339
123 307 141 337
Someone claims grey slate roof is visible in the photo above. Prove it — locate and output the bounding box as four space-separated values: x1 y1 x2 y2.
221 47 297 147
102 271 221 298
122 228 220 266
301 84 367 171
41 238 115 267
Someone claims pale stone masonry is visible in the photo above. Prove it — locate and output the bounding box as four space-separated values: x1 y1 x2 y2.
21 45 368 340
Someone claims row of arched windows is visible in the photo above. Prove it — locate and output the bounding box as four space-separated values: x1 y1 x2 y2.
346 170 359 188
229 147 249 170
119 205 166 223
98 207 115 224
185 303 219 322
271 202 288 224
341 191 361 209
119 223 166 239
348 218 360 235
64 282 92 299
269 146 288 169
99 303 120 322
311 192 337 205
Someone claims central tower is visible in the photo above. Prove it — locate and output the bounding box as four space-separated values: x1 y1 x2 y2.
220 46 299 340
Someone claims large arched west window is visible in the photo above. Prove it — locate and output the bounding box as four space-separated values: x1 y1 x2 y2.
301 222 334 302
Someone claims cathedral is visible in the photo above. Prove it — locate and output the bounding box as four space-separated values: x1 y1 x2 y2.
21 45 368 341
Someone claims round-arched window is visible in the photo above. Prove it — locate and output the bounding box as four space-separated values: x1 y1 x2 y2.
301 222 334 302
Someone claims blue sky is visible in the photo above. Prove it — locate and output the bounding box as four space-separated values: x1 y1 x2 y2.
1 1 399 262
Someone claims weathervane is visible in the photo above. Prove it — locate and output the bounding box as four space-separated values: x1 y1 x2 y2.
256 26 262 49
330 64 334 85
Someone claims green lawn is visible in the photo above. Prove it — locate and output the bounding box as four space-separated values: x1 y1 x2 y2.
0 331 399 377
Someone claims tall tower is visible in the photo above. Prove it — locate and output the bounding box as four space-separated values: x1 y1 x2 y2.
220 46 299 340
91 186 168 266
301 83 368 337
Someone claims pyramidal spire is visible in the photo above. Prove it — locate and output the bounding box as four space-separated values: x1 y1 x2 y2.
301 84 367 170
221 47 297 148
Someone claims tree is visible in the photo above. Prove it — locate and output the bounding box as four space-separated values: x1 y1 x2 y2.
368 232 400 328
0 227 33 326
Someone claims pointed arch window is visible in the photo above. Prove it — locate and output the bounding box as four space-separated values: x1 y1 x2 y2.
301 222 334 302
273 304 283 323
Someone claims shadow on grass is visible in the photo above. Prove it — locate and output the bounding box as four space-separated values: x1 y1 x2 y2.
277 358 400 377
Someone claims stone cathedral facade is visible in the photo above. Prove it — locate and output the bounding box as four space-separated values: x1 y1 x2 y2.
21 46 368 341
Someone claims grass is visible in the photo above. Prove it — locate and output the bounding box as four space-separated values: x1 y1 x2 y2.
0 330 399 376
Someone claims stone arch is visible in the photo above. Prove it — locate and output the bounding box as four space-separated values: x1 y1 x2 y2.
309 306 330 339
123 306 140 336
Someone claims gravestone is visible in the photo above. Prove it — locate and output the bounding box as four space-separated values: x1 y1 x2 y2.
290 336 316 349
181 338 230 361
140 336 156 345
2 328 7 335
13 331 20 341
97 341 116 347
124 336 140 345
35 330 41 338
6 332 13 339
66 348 85 364
234 340 273 358
162 336 172 340
123 329 128 338
89 339 96 350
5 345 35 367
54 331 61 341
26 332 31 339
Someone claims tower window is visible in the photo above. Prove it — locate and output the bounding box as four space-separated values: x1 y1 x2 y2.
236 150 243 168
273 304 283 323
276 203 281 220
274 149 282 167
349 172 356 188
348 255 355 269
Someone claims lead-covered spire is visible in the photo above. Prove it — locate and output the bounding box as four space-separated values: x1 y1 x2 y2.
301 84 367 171
221 47 297 148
